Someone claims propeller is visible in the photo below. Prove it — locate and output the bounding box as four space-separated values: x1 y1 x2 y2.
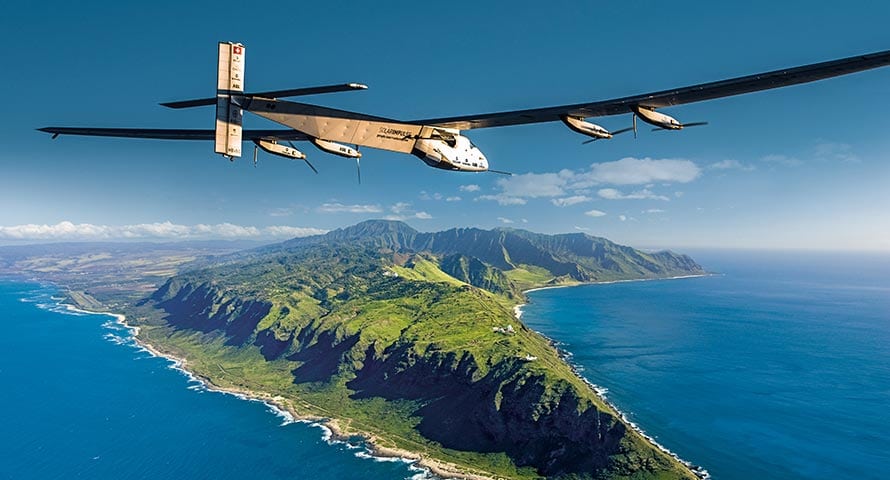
633 114 637 139
651 121 709 132
287 141 318 174
253 145 258 167
487 169 513 176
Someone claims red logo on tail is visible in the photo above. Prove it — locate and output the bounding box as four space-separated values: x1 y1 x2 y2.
233 45 242 55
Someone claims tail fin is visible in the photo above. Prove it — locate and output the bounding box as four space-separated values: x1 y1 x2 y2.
215 42 245 158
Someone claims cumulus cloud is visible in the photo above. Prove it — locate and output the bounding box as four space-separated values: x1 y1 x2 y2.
814 142 860 163
414 211 433 219
479 158 696 207
445 196 461 202
391 202 411 214
419 191 444 201
475 194 527 206
0 221 326 241
497 217 514 224
572 157 701 187
459 184 481 192
318 202 382 213
496 172 569 198
709 159 755 171
584 209 607 217
551 195 593 207
761 154 803 167
597 188 669 201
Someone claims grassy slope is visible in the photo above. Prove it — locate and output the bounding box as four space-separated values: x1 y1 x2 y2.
132 248 697 480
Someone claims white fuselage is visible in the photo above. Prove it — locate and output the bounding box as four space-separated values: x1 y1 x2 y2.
412 134 488 172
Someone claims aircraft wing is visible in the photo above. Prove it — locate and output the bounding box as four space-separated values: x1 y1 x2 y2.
37 127 309 141
413 49 890 130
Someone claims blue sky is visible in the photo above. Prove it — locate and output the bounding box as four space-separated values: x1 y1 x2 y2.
2 1 889 251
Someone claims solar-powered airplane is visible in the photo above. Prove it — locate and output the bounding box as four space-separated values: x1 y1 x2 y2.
40 42 890 179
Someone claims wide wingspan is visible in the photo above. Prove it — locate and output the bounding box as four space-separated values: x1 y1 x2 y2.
413 49 890 130
37 127 308 141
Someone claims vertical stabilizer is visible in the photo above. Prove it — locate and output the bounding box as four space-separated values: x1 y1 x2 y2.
215 42 244 158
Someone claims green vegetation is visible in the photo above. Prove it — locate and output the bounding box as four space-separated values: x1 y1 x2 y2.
124 220 704 479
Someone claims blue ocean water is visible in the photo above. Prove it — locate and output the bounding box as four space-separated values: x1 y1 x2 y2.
521 251 890 479
0 281 423 480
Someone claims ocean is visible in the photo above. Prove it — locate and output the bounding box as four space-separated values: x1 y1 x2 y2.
2 250 888 479
520 250 890 479
0 281 424 480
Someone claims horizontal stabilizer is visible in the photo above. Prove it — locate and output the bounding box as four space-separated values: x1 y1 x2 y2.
38 127 308 141
161 83 368 109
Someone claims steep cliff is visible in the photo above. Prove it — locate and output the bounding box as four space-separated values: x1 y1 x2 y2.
136 221 703 479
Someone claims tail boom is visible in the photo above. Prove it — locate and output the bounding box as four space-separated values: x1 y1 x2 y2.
215 42 245 158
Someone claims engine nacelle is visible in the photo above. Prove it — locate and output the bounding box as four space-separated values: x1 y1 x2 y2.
560 115 613 139
254 139 305 159
633 106 681 130
412 133 488 172
311 138 361 158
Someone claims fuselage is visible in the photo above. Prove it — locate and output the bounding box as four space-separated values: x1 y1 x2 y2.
412 135 488 172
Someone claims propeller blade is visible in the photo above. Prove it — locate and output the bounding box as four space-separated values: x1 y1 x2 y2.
633 114 637 139
303 158 318 174
651 127 666 132
356 157 361 184
682 121 709 128
611 126 634 136
487 169 513 176
582 138 599 145
253 145 258 167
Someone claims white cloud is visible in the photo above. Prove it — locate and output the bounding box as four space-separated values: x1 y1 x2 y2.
574 226 591 232
584 209 607 217
480 158 699 207
597 188 669 201
459 184 481 192
761 154 803 167
391 202 411 214
268 207 294 217
572 157 701 186
643 209 665 214
318 202 382 213
384 206 433 221
551 195 593 207
475 194 527 206
709 159 755 171
445 196 461 202
0 221 326 241
618 215 627 222
814 142 860 163
497 217 514 224
419 191 444 201
495 172 570 198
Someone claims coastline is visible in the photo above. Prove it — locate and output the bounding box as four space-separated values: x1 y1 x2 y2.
52 274 711 480
514 274 712 480
59 297 493 480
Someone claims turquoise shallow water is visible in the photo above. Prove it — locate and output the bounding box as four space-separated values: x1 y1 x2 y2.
2 250 888 479
0 281 424 480
520 251 890 479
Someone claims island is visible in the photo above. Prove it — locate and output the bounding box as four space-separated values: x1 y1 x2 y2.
2 220 707 479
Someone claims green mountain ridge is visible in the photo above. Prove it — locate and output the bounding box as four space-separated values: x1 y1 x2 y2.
130 220 705 479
